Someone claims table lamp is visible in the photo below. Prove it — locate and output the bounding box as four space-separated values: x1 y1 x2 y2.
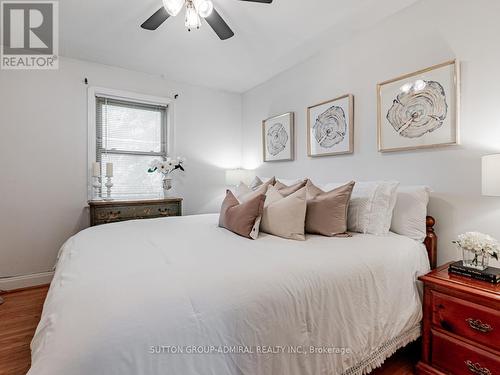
225 169 255 186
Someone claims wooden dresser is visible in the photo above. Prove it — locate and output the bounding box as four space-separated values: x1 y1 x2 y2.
89 198 182 226
417 263 500 375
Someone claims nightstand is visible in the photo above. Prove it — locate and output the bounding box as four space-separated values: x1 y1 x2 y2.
417 263 500 375
88 198 182 226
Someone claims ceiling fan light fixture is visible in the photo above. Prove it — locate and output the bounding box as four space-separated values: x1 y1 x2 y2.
185 1 201 30
162 0 184 17
194 0 213 18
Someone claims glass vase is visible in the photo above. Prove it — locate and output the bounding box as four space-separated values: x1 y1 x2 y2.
162 177 173 198
462 248 489 270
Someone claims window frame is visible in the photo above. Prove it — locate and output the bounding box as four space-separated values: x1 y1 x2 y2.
87 87 174 200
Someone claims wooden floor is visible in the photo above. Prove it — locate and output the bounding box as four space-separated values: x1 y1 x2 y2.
0 286 49 375
0 285 420 375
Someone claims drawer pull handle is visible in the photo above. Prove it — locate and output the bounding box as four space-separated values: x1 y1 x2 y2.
466 318 493 333
465 360 491 375
97 211 121 220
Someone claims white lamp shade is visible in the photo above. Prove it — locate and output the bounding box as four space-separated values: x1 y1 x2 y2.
225 169 255 186
162 0 184 16
482 154 500 196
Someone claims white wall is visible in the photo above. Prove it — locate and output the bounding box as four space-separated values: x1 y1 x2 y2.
0 57 241 283
242 0 500 267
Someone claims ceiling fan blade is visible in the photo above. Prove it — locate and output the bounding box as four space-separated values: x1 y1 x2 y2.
237 0 273 3
141 7 170 30
205 8 234 40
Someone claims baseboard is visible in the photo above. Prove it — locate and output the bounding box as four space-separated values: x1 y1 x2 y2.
0 271 54 291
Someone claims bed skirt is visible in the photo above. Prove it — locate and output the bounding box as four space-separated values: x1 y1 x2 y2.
342 324 421 375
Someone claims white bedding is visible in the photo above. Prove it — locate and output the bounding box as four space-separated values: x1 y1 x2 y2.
29 214 430 375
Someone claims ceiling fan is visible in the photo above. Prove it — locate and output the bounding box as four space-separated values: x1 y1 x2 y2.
141 0 273 40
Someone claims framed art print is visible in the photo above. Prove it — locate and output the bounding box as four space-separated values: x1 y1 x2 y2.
377 60 460 152
307 94 354 157
262 112 294 162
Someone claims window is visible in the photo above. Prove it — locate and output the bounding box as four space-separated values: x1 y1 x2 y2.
94 94 169 199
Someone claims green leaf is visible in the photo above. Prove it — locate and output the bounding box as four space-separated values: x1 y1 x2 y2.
492 253 499 261
148 167 157 173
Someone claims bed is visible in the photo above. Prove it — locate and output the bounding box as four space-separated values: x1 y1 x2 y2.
28 213 436 375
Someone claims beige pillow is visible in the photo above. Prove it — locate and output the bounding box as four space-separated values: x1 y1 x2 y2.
260 186 307 241
249 176 276 190
274 179 308 196
305 180 355 236
219 190 265 239
236 178 275 200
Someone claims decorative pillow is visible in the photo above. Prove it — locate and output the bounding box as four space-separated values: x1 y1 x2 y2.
323 181 400 235
260 186 307 241
390 186 431 242
236 178 275 201
272 177 304 186
274 179 308 196
219 190 265 239
234 183 272 239
305 181 355 236
249 176 275 190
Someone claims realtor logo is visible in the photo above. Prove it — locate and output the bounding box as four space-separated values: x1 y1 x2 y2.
1 1 58 69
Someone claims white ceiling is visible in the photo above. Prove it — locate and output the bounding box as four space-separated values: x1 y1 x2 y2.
60 0 418 93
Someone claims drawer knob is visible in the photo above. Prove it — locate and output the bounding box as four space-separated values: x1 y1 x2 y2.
465 360 491 375
466 318 493 333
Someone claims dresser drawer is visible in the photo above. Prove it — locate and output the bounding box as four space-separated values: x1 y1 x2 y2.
431 291 500 351
431 330 500 375
92 202 181 225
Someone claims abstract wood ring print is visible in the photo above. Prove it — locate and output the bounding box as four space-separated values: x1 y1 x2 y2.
377 60 460 152
307 94 354 157
262 112 294 162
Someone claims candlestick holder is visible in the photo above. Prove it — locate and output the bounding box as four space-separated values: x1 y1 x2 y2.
92 176 102 200
105 176 114 201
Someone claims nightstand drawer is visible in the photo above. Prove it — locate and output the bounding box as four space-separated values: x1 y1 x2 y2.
431 330 500 375
431 291 500 351
89 199 182 226
94 203 180 223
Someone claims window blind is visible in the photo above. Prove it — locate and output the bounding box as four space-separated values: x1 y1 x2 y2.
96 96 168 199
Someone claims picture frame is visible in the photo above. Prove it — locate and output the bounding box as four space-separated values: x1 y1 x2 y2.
262 112 294 162
307 94 354 157
377 60 460 152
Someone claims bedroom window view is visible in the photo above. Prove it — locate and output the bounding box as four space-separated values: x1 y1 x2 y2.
1 1 500 375
95 97 167 199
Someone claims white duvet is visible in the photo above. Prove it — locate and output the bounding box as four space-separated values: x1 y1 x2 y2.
29 214 429 375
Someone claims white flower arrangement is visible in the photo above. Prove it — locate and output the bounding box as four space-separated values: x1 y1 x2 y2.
453 232 499 261
148 157 186 177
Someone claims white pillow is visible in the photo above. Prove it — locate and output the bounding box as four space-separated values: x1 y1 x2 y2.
323 181 400 235
390 186 430 242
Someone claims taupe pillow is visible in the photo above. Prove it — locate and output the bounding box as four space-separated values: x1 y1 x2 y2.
260 186 307 241
235 183 270 238
274 179 308 196
305 180 355 236
219 190 265 239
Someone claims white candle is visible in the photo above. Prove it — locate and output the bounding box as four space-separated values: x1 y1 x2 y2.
92 162 101 177
106 162 113 177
